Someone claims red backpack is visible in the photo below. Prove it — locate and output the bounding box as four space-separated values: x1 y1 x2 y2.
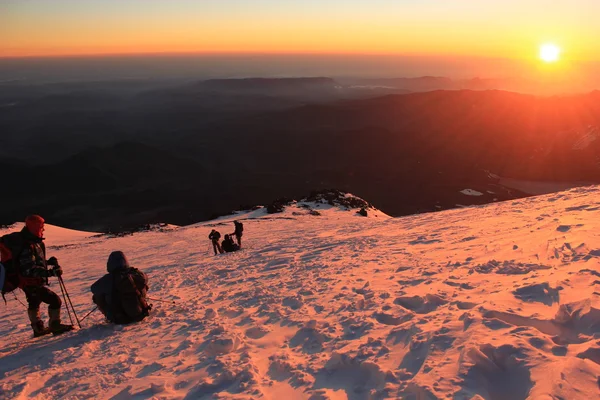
0 232 25 303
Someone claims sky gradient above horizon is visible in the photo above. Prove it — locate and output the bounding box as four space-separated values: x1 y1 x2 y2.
1 0 597 61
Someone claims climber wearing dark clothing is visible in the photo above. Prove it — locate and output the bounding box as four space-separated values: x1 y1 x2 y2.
0 215 73 337
231 220 244 247
91 251 151 324
222 234 240 253
208 229 222 255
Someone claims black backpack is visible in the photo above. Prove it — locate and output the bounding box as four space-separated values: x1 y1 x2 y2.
111 267 151 324
234 221 244 233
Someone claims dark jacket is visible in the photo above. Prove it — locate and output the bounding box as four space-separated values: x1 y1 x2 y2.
233 222 243 236
222 236 240 253
209 230 221 241
91 251 150 324
0 228 52 288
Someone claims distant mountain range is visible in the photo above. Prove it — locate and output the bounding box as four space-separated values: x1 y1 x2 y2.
198 77 339 97
1 79 600 231
343 76 515 92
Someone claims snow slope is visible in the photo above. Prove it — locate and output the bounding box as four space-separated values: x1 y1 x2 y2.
1 190 600 399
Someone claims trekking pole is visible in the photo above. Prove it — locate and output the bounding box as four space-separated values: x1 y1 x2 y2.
12 291 27 309
147 297 178 304
58 275 82 328
147 296 192 309
57 277 75 327
80 306 98 323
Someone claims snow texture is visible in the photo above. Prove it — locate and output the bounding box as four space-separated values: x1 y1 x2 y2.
2 188 600 399
572 126 599 150
460 189 484 197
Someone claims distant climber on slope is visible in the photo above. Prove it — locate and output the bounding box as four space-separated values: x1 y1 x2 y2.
230 220 244 247
91 251 151 324
209 229 223 255
222 234 240 253
0 215 74 336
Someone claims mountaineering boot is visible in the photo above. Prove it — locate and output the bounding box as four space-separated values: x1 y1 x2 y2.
48 307 74 335
28 309 51 337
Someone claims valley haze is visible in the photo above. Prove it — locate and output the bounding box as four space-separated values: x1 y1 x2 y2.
2 65 600 231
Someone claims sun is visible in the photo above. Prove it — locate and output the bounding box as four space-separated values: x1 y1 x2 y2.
540 43 560 63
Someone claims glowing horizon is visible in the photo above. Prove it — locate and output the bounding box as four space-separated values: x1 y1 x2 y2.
540 44 561 63
1 1 597 62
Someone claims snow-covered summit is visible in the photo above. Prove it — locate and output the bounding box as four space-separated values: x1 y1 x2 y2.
2 186 600 399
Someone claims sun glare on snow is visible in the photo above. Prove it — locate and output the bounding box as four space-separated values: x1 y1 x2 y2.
540 43 560 63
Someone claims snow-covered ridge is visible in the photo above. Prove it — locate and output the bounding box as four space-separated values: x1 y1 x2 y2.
572 126 599 150
214 189 389 222
2 186 600 399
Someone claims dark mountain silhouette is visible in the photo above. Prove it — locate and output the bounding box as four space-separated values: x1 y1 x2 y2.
343 76 539 93
348 76 453 91
2 87 600 231
41 141 202 191
1 142 207 231
198 77 338 94
230 90 600 182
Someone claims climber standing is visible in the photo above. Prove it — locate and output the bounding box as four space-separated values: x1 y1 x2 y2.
208 229 223 255
0 215 74 336
231 220 244 247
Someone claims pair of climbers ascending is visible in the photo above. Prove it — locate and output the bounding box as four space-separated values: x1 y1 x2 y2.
0 215 151 337
208 220 243 255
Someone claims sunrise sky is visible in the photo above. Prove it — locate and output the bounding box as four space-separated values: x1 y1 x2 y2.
1 0 597 61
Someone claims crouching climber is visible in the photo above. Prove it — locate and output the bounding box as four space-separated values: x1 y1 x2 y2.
91 251 151 324
222 234 240 253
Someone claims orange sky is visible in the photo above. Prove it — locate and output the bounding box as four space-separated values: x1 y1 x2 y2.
1 1 598 62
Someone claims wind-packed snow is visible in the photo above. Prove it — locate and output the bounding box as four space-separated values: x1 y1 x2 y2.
2 188 600 399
